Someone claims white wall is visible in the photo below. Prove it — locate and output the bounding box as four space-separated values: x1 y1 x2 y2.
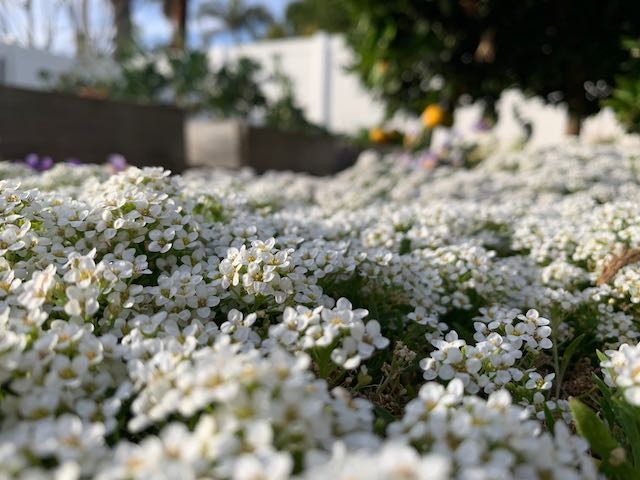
210 34 330 127
209 33 388 132
0 43 73 89
209 34 575 141
0 43 116 91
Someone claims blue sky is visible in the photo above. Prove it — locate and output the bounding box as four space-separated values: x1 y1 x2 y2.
133 0 293 49
0 0 293 56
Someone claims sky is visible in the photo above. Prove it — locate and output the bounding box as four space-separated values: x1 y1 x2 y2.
134 0 293 50
0 0 294 56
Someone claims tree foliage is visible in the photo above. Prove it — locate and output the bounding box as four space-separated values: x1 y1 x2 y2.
284 0 350 36
342 0 640 125
110 0 133 59
605 38 640 133
197 0 274 44
264 0 350 39
44 48 324 133
162 0 188 49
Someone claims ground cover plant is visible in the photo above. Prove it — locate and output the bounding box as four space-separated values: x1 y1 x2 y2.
2 139 640 478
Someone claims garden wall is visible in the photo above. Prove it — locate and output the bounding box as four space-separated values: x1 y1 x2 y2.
186 119 359 175
0 86 186 172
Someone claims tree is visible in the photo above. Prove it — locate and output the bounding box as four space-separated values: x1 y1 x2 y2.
163 0 188 49
62 0 115 57
284 0 350 36
0 0 111 55
342 0 640 134
109 0 132 58
264 0 351 40
197 0 273 44
0 0 60 50
207 57 267 117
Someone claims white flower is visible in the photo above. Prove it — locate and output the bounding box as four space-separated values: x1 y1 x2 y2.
64 285 100 318
0 141 637 479
232 452 292 480
220 309 258 344
601 342 640 406
18 264 58 310
331 336 362 369
525 372 555 390
349 319 389 357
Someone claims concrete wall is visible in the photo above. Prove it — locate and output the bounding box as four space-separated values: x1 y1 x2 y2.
186 120 243 170
0 43 73 89
0 86 186 171
186 119 358 175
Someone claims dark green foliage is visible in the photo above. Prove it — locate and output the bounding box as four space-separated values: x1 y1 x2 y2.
264 0 350 39
263 59 329 134
571 395 640 478
342 0 640 120
43 48 324 132
206 58 268 117
46 49 214 112
197 0 274 43
606 38 640 133
284 0 351 36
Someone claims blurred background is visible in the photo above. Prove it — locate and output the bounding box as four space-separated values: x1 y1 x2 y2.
1 0 639 173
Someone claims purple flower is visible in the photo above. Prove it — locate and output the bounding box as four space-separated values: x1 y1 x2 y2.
25 153 39 169
40 156 53 171
397 152 413 165
473 119 491 132
108 153 127 173
24 154 54 172
418 150 438 170
65 157 82 166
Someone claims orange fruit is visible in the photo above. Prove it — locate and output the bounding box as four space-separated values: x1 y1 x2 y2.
369 127 387 144
421 104 445 129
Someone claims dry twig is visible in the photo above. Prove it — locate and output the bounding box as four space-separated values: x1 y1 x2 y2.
596 248 640 285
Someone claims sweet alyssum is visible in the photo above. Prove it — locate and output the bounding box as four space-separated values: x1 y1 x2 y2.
2 138 640 478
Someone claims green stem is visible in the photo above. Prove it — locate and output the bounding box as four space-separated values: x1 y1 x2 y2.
312 347 334 379
552 315 562 399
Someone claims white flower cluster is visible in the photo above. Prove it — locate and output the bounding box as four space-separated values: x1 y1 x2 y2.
387 379 597 480
420 307 552 394
601 341 640 406
99 337 375 480
3 137 640 477
303 442 451 480
267 298 389 370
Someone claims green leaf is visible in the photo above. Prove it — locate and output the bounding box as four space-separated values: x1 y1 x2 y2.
612 398 640 467
570 398 640 478
596 349 608 364
570 397 619 458
593 374 612 399
594 374 617 428
559 333 585 379
399 237 412 255
373 404 396 435
543 402 556 432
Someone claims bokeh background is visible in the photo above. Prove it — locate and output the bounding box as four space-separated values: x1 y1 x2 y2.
1 0 639 171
